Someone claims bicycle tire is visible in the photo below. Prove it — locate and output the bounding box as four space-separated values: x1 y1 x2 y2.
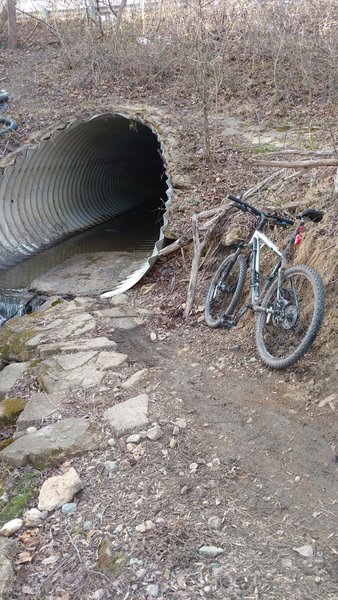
256 264 325 369
205 253 247 328
0 117 18 136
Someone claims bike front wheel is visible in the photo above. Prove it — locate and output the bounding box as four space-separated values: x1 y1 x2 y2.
205 253 247 328
256 265 325 369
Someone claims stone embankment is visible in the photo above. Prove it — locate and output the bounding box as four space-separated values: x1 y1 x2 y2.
0 293 165 598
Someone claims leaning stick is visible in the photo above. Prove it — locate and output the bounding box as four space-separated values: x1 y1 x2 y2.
184 205 233 318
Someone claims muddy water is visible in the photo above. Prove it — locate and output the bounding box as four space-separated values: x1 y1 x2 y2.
0 199 164 292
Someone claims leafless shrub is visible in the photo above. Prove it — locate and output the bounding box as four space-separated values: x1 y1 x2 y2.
7 0 338 104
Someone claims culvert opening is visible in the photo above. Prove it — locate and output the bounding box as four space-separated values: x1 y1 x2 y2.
0 113 172 320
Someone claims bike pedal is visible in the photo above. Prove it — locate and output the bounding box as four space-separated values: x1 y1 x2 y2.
221 315 234 328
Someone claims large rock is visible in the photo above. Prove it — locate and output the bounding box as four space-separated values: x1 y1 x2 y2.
0 363 30 399
16 393 62 431
104 394 149 436
38 467 83 511
0 302 97 362
0 417 102 468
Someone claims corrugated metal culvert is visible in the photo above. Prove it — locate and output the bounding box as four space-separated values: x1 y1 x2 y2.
0 112 173 297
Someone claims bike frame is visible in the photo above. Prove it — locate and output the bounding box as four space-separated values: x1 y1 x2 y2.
249 230 283 309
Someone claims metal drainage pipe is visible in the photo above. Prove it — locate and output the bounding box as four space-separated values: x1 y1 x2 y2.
0 113 173 296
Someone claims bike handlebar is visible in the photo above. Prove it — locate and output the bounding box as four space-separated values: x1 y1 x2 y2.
227 194 294 227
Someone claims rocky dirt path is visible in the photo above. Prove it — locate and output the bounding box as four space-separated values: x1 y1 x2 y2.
0 291 337 600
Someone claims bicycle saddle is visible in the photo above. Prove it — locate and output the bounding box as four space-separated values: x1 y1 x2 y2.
297 209 324 223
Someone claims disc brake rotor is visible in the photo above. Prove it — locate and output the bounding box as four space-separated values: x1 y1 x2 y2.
282 305 298 329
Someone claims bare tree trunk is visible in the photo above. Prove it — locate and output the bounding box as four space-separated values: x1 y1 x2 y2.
141 0 145 36
115 0 127 34
194 0 211 162
7 0 17 49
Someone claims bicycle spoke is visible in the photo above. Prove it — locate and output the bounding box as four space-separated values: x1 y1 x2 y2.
205 254 247 328
257 266 325 367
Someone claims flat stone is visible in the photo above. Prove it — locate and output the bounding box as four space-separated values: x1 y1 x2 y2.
26 334 44 348
29 311 96 342
95 351 128 371
104 394 149 436
0 417 102 468
38 467 83 511
198 545 224 558
0 555 14 597
55 351 98 371
38 360 105 394
126 434 141 444
53 313 96 340
121 368 148 389
93 306 142 318
293 544 314 558
100 316 144 330
109 294 129 305
0 363 30 399
38 337 117 359
16 393 62 431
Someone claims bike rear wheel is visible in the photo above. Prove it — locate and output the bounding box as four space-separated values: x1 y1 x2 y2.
256 265 325 369
205 253 247 328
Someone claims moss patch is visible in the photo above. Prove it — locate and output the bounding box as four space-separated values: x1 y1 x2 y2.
249 143 279 154
97 538 128 576
0 468 40 526
0 397 27 427
0 325 39 362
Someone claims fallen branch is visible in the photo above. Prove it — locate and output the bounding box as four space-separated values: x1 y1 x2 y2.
248 158 338 168
262 149 336 157
266 200 304 212
242 169 287 199
157 235 192 257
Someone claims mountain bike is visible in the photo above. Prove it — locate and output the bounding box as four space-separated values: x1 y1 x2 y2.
204 194 326 369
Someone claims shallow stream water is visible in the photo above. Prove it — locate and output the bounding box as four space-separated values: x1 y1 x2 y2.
0 199 164 323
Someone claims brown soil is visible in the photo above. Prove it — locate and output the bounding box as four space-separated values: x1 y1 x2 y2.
1 29 337 600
